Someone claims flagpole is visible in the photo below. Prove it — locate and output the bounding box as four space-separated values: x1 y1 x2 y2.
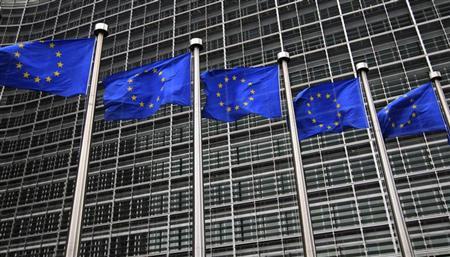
429 71 450 130
65 23 108 257
277 52 316 257
357 62 415 257
190 38 205 257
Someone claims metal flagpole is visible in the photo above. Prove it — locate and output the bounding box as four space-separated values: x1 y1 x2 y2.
65 23 108 257
190 38 205 257
357 63 415 257
429 71 450 130
277 51 316 257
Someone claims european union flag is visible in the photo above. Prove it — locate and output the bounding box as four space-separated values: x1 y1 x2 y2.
0 39 95 97
294 78 368 140
201 65 281 122
103 53 191 120
377 82 447 139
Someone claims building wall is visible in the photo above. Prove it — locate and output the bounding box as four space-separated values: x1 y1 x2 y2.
0 0 450 256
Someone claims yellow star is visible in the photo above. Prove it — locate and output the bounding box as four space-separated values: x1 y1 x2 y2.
53 71 60 77
400 124 404 128
248 82 253 86
161 78 166 82
250 89 255 94
158 71 163 76
327 125 332 129
18 43 24 48
333 98 337 102
410 99 414 103
235 105 239 110
232 75 237 80
16 63 22 69
227 107 232 112
306 103 311 107
56 51 62 57
127 86 133 92
336 103 341 108
49 42 55 48
319 124 324 128
14 51 20 58
391 123 396 128
219 101 224 106
310 96 314 101
412 112 416 118
216 92 221 97
139 102 144 107
34 76 41 83
156 96 160 102
131 95 137 101
45 76 52 82
307 110 312 115
243 102 248 106
128 79 133 83
241 78 246 83
149 103 154 108
326 93 331 99
218 83 223 88
224 77 229 82
407 120 412 124
249 96 254 101
412 104 417 109
23 72 30 78
57 62 63 68
317 93 321 98
334 121 339 126
337 112 342 117
152 68 158 73
312 118 316 123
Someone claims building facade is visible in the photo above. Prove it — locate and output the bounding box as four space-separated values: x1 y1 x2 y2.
1 0 450 256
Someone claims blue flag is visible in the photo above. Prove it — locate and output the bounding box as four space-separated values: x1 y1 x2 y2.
0 39 95 97
294 78 368 140
201 65 281 122
103 53 191 120
377 82 447 139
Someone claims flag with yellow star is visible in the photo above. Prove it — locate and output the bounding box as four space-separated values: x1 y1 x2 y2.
103 53 191 120
0 38 95 97
294 78 368 140
201 65 281 122
377 82 447 139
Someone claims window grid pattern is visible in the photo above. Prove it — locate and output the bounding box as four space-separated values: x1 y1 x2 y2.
0 0 449 256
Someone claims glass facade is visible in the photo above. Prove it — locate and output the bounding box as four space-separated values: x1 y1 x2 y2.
0 0 450 256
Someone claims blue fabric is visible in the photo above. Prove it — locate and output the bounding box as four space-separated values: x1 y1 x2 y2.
0 39 95 97
103 53 191 120
294 78 368 140
377 82 447 139
201 65 281 122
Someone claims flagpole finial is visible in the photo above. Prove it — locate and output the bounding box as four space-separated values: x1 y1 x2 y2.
356 62 369 73
429 71 441 80
94 23 108 37
190 38 203 51
277 51 290 63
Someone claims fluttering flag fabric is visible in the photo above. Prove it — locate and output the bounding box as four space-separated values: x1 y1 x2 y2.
103 53 191 120
294 78 368 140
377 82 447 139
201 65 281 122
0 39 95 97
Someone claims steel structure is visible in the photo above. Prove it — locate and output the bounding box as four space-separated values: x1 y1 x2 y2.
0 0 450 256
